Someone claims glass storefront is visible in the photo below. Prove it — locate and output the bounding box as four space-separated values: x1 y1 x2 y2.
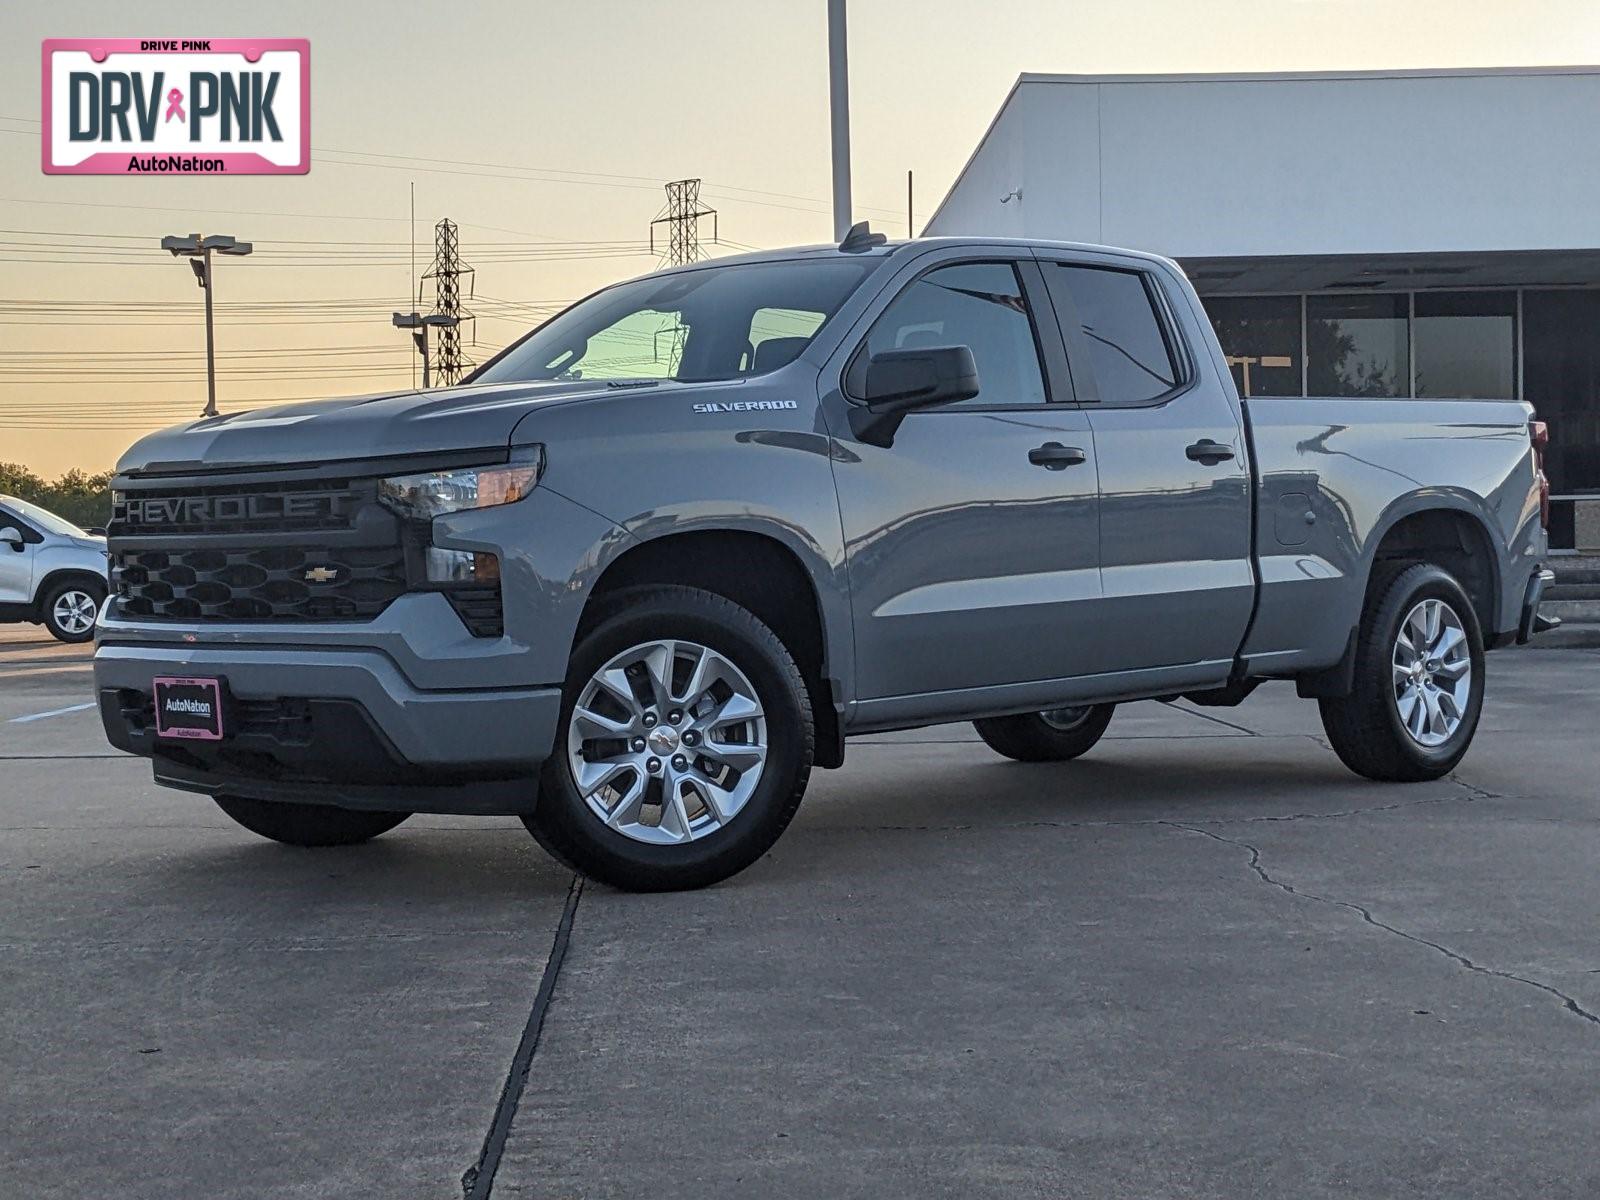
1205 289 1524 402
1203 286 1600 548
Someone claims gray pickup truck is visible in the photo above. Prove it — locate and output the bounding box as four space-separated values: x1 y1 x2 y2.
95 231 1554 890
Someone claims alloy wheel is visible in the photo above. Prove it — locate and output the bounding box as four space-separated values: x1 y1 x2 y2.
566 638 768 845
52 589 98 636
1392 597 1472 747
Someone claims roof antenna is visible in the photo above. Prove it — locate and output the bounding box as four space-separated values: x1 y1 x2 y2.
839 220 887 253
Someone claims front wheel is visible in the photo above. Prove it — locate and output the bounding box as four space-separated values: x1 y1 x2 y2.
41 577 104 643
1318 562 1485 781
213 795 411 846
526 585 813 892
973 704 1117 762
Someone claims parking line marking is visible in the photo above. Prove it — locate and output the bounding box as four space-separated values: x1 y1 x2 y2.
8 702 96 724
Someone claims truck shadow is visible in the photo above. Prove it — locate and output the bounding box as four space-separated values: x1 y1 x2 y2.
800 747 1465 833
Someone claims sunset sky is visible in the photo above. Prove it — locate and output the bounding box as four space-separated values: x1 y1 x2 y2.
5 0 1599 477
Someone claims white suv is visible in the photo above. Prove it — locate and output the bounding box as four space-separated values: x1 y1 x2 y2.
0 495 109 643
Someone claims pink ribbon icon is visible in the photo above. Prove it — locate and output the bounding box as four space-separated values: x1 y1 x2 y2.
164 88 185 123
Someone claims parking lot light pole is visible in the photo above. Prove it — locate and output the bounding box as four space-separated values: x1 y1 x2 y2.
161 234 253 418
392 312 459 389
827 0 853 241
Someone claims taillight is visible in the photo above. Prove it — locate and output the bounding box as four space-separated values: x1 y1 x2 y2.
1529 418 1550 530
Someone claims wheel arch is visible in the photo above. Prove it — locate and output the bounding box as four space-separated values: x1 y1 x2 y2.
579 527 847 768
1363 495 1501 635
1299 497 1500 701
33 566 108 619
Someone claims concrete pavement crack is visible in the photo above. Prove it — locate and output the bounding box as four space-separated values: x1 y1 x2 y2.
461 872 584 1200
1163 820 1600 1029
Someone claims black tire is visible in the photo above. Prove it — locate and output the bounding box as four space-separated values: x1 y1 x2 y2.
213 795 411 847
526 585 813 892
1318 562 1486 782
973 703 1117 762
40 575 105 644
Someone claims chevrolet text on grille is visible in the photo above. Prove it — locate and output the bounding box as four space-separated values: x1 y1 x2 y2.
122 493 340 524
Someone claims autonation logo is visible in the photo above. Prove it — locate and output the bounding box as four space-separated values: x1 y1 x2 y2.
42 38 309 175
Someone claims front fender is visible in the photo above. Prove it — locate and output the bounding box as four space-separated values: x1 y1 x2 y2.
496 376 853 695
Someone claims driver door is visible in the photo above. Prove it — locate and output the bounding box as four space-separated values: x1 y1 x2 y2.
825 256 1102 703
0 507 38 606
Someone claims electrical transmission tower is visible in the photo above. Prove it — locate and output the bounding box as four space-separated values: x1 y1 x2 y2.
648 181 718 372
650 179 718 266
420 218 475 385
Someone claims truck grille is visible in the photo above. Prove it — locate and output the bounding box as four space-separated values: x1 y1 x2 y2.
112 546 408 622
108 463 505 635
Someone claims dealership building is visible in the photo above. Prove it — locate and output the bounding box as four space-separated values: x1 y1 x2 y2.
925 67 1600 550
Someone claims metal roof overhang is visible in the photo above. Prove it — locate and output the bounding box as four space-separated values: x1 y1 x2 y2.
1179 249 1600 296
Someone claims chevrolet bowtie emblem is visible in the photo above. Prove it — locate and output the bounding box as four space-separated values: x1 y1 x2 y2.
303 566 340 584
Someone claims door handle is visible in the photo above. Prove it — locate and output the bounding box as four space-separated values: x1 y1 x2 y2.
1028 442 1087 470
1186 438 1236 465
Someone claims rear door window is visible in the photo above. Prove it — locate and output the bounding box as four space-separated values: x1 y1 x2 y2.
1048 265 1181 404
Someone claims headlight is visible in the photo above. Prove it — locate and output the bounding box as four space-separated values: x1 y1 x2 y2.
377 447 544 521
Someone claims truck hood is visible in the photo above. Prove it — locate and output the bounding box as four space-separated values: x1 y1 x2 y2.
114 379 630 475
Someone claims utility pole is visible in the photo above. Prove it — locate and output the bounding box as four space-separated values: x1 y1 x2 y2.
421 218 475 385
160 233 253 418
409 181 416 389
649 180 718 267
828 0 853 241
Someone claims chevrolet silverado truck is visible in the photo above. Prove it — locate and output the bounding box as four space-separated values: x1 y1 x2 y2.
95 230 1554 890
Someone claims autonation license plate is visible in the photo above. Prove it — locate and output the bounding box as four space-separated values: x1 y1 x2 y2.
42 39 310 175
152 676 226 741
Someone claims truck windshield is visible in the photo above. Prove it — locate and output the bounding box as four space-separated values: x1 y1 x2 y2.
471 258 878 385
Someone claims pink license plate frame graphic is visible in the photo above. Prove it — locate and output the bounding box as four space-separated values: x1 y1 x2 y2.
152 676 226 741
41 38 310 175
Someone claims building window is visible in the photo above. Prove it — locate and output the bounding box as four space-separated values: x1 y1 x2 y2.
1524 289 1600 497
1414 291 1517 400
1203 296 1301 397
1306 294 1409 397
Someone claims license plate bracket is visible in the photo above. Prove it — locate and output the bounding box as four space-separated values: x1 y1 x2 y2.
152 676 228 741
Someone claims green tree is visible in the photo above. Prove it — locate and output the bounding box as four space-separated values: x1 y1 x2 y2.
0 462 115 529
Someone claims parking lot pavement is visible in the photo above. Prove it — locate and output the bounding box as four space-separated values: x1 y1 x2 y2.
3 642 1599 1198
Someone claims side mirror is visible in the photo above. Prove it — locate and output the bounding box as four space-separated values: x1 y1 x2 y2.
0 527 23 551
849 346 980 447
86 527 107 537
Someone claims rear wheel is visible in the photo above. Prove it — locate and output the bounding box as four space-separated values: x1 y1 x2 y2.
1318 562 1485 781
212 795 411 847
527 585 812 892
973 703 1117 762
41 577 104 643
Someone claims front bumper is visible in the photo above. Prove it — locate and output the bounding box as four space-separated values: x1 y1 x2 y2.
95 643 561 814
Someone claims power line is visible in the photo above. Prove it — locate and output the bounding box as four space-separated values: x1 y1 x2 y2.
0 114 914 219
